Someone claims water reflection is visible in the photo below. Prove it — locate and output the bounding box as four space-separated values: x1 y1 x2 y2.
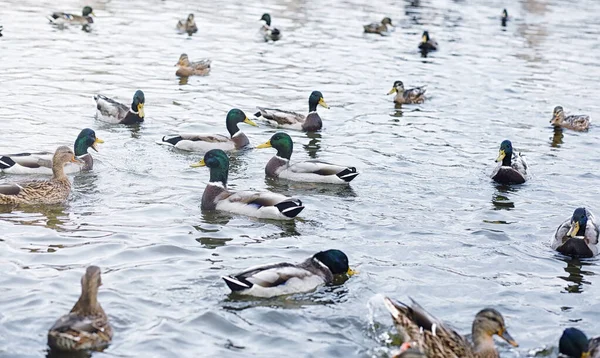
264 176 357 198
550 127 564 148
0 204 68 230
303 132 321 159
405 0 422 25
557 257 594 294
491 183 520 210
178 76 189 86
47 349 91 358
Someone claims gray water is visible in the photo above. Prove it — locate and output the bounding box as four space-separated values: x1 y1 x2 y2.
1 0 600 357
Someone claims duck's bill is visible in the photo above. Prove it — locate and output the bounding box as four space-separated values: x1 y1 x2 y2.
319 98 330 109
495 150 506 163
567 222 580 238
387 88 397 95
244 117 258 127
70 156 79 163
499 330 518 347
91 11 96 16
190 159 206 168
347 268 357 276
256 140 272 149
583 352 591 358
421 35 427 43
138 103 145 118
91 137 104 152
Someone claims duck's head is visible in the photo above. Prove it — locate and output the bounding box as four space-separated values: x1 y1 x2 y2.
53 146 78 167
176 53 190 67
82 6 94 17
225 108 257 136
560 328 590 358
131 90 145 118
421 31 430 43
387 80 405 95
81 266 102 293
191 149 229 186
472 308 518 347
260 13 272 26
495 140 513 165
567 208 588 238
551 106 565 125
75 128 103 156
308 91 329 112
257 132 293 160
187 13 195 23
382 17 393 26
314 249 356 276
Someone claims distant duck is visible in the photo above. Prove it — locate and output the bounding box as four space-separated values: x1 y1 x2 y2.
254 91 329 132
260 13 281 41
552 207 599 258
501 9 509 27
559 328 600 358
363 17 393 35
175 53 211 77
550 106 590 131
48 6 94 27
491 140 528 185
387 81 426 104
418 31 438 52
177 13 198 36
94 90 145 124
0 26 3 37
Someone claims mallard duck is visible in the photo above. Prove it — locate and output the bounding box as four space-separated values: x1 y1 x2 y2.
94 90 144 124
162 109 257 152
552 208 599 258
260 13 281 41
222 249 355 297
491 140 528 185
254 91 329 132
387 81 426 104
559 328 600 358
418 31 438 52
256 132 358 184
0 26 3 37
384 297 518 358
48 6 94 26
48 266 112 352
0 129 103 175
177 13 198 36
501 9 508 27
175 53 211 77
363 17 393 35
550 106 590 131
190 149 305 219
0 146 76 205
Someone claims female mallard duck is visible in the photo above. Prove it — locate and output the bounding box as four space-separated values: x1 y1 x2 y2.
559 328 600 358
260 13 281 41
384 297 518 358
550 106 590 131
175 53 211 77
94 90 145 124
0 128 103 175
363 17 393 35
177 13 198 36
254 91 329 132
48 266 112 352
552 208 599 258
0 146 76 205
387 81 426 104
222 249 355 297
256 132 358 184
162 109 257 152
418 31 438 52
501 9 509 27
190 149 304 219
491 140 528 185
48 6 94 26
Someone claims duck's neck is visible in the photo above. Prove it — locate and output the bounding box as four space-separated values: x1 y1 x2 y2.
209 167 228 187
502 151 512 166
308 101 318 112
74 140 89 157
276 146 293 160
52 162 68 181
577 222 587 236
72 288 98 315
472 330 498 357
226 120 240 137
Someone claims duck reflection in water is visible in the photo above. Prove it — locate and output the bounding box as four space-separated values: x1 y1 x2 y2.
491 183 520 210
178 76 189 86
551 127 564 148
303 132 321 159
557 257 594 294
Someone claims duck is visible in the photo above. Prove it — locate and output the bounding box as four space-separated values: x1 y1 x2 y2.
254 91 329 132
48 6 94 27
190 149 305 220
162 109 257 152
363 17 393 35
222 249 355 297
550 106 590 131
552 208 599 258
387 81 426 104
559 328 600 358
94 90 145 124
47 266 112 352
0 146 76 205
418 31 438 52
501 9 509 27
384 297 518 358
0 26 3 37
256 132 358 184
0 129 103 175
491 140 528 185
260 13 281 41
175 53 211 77
177 13 198 36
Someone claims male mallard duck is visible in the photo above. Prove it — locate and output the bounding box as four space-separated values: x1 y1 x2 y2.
363 17 393 35
222 249 355 297
177 13 198 36
550 106 590 132
384 297 518 358
559 328 600 358
418 31 438 52
552 208 599 258
48 6 94 26
0 129 103 175
162 109 257 152
491 140 528 185
260 13 281 42
190 149 304 219
254 91 329 132
0 146 76 205
175 53 211 77
501 9 509 27
48 266 112 352
387 81 426 104
256 132 358 184
94 90 145 124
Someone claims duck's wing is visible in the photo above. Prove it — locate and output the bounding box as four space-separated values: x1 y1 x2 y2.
223 262 313 291
189 59 211 69
287 160 359 182
552 218 571 250
512 152 528 176
223 190 304 219
586 209 599 246
255 107 305 125
162 133 230 145
0 152 53 172
94 94 129 120
405 86 426 100
0 183 24 196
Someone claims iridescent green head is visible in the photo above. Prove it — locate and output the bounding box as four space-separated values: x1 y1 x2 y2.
559 328 590 358
131 90 145 118
74 128 103 156
260 13 272 26
567 208 588 238
308 91 330 112
82 6 94 17
495 140 513 166
225 109 258 136
313 249 355 276
256 132 293 160
191 149 229 186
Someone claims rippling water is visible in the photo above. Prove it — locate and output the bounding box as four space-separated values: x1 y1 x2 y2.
1 0 600 357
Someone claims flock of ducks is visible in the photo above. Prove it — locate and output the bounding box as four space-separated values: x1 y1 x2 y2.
0 5 597 358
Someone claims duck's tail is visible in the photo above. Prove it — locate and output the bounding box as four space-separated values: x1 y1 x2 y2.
161 135 183 146
274 199 304 218
336 167 359 182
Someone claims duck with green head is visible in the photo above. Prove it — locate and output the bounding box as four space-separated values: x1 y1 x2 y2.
552 208 599 258
190 149 305 220
255 91 329 132
162 109 257 152
387 80 426 104
256 132 358 184
94 90 145 124
177 13 198 36
501 9 509 27
260 13 281 41
418 31 438 52
363 17 393 35
48 6 94 27
550 106 590 132
559 328 600 358
490 140 528 185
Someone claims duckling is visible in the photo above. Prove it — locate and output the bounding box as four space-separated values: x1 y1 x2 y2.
363 17 393 35
418 31 438 52
0 146 76 205
48 6 94 27
175 53 211 77
190 149 305 220
162 109 257 152
559 328 600 358
550 106 590 131
491 140 528 185
387 81 426 104
177 13 198 36
94 90 145 124
222 249 355 297
48 266 112 352
256 132 358 184
552 208 599 258
501 9 509 27
260 13 281 42
384 297 518 358
254 91 329 132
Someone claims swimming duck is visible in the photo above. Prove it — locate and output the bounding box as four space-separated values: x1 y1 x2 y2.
384 297 518 358
418 31 438 52
177 13 198 36
256 132 358 184
491 140 528 185
191 149 304 219
501 9 509 27
48 266 112 352
254 91 329 132
0 129 103 175
162 109 257 152
387 81 426 104
94 90 145 124
0 146 76 205
175 53 211 77
48 6 94 27
0 26 3 37
552 208 599 258
222 249 355 297
260 13 281 41
559 328 600 358
550 106 590 132
363 17 393 35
